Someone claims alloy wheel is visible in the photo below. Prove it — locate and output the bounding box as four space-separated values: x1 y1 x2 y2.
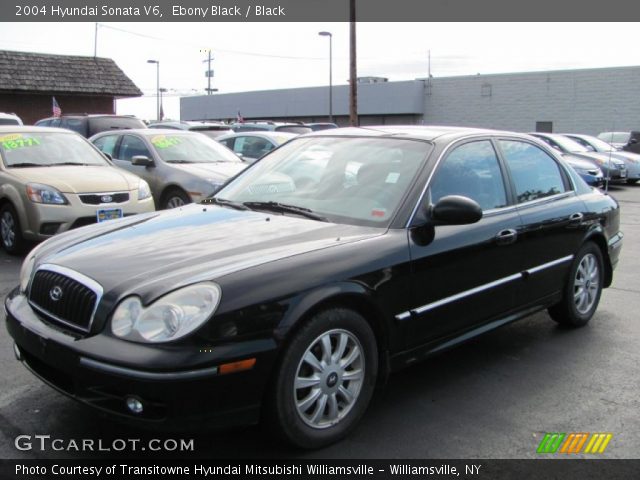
1 210 16 249
574 253 600 314
293 329 365 429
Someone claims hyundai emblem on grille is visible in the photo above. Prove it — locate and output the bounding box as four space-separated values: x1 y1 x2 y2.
49 286 63 302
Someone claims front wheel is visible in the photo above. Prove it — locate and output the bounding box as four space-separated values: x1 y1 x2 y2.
548 242 604 327
266 308 378 449
162 188 191 209
0 204 25 255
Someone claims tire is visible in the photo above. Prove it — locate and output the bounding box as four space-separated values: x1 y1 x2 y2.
548 242 604 327
627 179 638 185
0 203 25 255
162 188 191 209
266 308 378 449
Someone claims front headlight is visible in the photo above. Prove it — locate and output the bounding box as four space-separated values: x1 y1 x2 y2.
19 254 36 293
138 180 152 200
26 183 67 204
111 282 221 343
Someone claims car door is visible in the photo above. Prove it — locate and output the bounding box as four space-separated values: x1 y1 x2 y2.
111 134 164 202
406 138 523 346
496 138 589 306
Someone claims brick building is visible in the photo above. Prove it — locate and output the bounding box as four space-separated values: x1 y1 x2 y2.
0 50 142 124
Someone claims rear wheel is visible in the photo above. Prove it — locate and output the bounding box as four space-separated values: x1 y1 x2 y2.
266 308 378 448
548 242 604 327
162 188 191 209
0 203 25 255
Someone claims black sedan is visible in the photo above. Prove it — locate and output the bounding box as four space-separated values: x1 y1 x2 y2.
5 126 622 449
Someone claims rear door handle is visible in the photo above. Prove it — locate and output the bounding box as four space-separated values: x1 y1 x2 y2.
495 228 518 245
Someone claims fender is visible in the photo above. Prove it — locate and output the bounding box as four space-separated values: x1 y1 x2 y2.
581 223 613 287
0 183 29 235
274 280 390 345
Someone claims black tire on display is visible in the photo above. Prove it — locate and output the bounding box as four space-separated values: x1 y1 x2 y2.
0 203 25 255
162 188 191 209
265 308 378 449
548 242 604 328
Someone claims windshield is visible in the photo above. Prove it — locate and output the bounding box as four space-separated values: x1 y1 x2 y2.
577 136 615 152
215 136 431 227
275 125 312 134
149 133 242 163
0 132 109 167
545 135 589 153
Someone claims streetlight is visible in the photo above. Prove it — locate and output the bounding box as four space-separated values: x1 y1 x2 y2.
318 31 333 123
147 59 160 121
159 88 167 120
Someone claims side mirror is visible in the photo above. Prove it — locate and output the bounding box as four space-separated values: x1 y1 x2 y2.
102 152 113 161
431 195 483 225
132 155 154 167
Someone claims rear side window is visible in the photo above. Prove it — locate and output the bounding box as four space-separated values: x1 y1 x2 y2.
59 118 87 136
499 140 567 204
88 117 146 136
430 140 508 211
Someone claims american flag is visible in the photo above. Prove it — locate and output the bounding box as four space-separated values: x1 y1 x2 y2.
52 97 62 117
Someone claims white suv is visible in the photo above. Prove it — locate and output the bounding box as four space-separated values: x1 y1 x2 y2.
0 113 23 126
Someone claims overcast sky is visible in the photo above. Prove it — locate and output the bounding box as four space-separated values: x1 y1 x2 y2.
1 22 638 120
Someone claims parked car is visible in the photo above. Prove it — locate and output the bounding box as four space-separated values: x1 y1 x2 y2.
305 123 339 131
530 133 625 184
562 133 640 184
216 131 297 163
90 129 247 209
0 112 23 126
35 114 146 138
148 121 232 139
0 127 154 254
230 121 312 134
597 131 632 150
6 126 622 448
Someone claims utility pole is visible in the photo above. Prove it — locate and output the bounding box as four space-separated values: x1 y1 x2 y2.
94 23 98 57
201 48 216 94
349 0 358 126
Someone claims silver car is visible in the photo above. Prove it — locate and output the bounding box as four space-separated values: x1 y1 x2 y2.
216 131 297 164
90 129 247 209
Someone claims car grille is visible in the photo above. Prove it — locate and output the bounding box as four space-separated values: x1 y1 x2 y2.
79 192 129 205
28 268 100 332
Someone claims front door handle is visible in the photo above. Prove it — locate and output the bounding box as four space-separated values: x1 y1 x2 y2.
569 212 584 224
495 228 518 245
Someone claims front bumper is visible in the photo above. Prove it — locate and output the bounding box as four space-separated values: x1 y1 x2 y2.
4 288 277 429
22 193 155 242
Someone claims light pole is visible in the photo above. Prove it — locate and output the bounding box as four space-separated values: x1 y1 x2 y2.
318 31 333 123
159 88 167 120
147 59 160 121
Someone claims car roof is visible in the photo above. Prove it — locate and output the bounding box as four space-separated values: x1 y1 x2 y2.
0 125 81 134
91 128 202 137
218 130 298 139
307 125 520 142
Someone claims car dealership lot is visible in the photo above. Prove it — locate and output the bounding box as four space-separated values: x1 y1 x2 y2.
0 184 639 459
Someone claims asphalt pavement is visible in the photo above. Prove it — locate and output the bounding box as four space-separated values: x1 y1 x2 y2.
0 185 638 459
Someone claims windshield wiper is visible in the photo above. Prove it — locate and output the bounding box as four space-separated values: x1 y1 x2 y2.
7 162 46 168
202 197 250 210
49 162 94 166
243 201 328 222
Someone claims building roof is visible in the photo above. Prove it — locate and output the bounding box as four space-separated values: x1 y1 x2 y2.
0 50 142 97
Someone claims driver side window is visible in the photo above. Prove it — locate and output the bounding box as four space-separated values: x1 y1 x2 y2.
430 140 508 211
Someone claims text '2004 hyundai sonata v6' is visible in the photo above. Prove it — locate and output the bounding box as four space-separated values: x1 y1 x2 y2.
5 126 622 448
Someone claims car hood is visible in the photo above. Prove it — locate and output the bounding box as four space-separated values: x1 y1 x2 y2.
8 165 139 192
36 204 383 295
173 161 246 181
561 154 600 170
